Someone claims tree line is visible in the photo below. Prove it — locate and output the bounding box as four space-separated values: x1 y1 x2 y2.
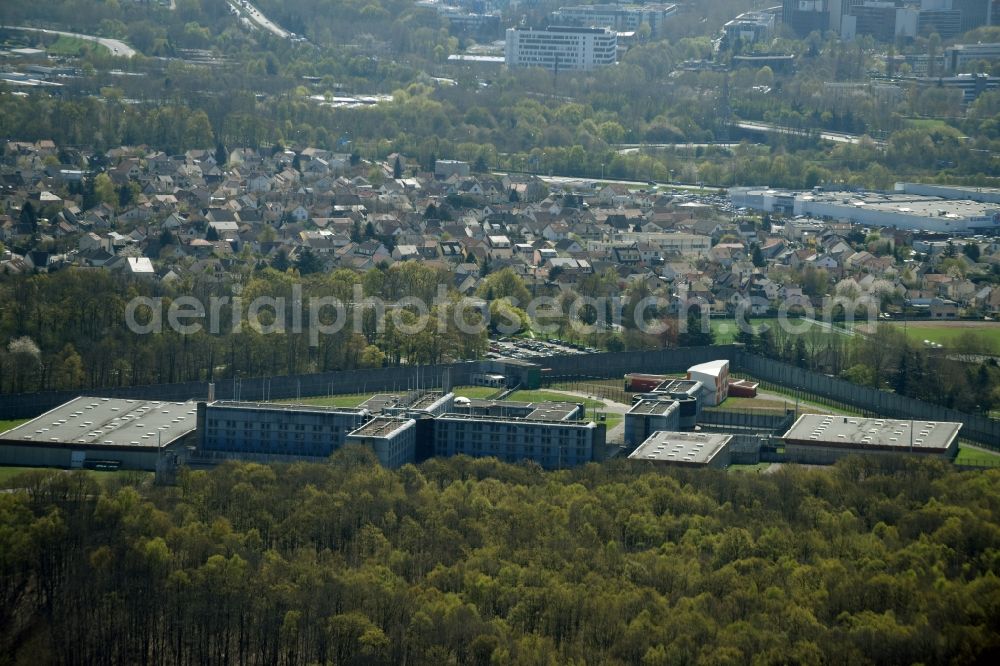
1 453 998 664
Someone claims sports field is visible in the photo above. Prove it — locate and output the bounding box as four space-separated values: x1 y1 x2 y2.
885 320 1000 350
710 317 853 344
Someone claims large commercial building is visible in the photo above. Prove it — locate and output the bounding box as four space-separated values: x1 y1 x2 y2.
550 4 678 38
433 413 604 469
198 401 371 462
722 11 777 48
730 186 1000 233
0 397 199 470
505 26 617 72
913 72 1000 104
782 0 833 37
345 417 417 468
841 3 919 41
782 413 961 464
628 431 733 468
945 42 1000 72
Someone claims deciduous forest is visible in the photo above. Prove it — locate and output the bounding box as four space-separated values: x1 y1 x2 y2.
2 453 999 664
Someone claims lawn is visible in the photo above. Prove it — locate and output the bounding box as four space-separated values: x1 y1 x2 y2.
47 35 108 56
599 412 623 431
506 390 606 409
279 394 378 408
729 462 773 473
955 444 1000 466
0 418 29 434
717 396 793 412
452 386 505 399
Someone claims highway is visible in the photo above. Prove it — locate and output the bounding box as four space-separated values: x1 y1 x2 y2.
733 120 885 147
230 1 291 39
3 26 136 57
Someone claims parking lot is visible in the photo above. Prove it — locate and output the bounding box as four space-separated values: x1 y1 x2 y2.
485 337 598 360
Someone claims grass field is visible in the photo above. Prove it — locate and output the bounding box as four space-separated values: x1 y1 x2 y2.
729 462 773 473
0 466 152 488
279 394 378 408
882 321 1000 350
0 418 29 434
710 318 851 345
452 386 505 399
506 390 606 409
47 35 108 56
955 444 1000 466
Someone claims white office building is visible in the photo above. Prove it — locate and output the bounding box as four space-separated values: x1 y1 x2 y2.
505 26 617 72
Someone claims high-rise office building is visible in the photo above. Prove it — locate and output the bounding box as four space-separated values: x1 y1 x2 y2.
505 26 617 72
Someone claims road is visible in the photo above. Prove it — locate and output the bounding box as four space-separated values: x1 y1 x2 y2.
3 26 136 57
733 120 885 147
493 171 720 193
617 142 740 155
230 1 291 39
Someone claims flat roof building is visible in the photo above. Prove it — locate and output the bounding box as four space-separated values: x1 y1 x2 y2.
358 391 454 417
730 186 1000 234
433 413 603 469
625 399 680 448
628 431 733 468
782 413 961 464
550 4 678 38
452 399 583 422
0 396 199 470
199 401 371 463
722 11 776 48
505 26 617 72
345 416 417 468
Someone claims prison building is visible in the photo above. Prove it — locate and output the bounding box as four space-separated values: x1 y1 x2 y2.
358 391 454 418
625 373 670 393
199 401 371 462
449 399 583 421
345 416 417 468
624 399 680 448
781 414 961 465
433 413 603 469
651 378 704 428
628 431 733 468
0 397 199 471
687 360 729 406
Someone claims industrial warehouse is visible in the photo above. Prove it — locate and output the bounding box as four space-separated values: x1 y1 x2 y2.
0 356 968 474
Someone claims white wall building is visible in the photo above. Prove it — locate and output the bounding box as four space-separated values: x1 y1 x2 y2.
505 26 617 72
